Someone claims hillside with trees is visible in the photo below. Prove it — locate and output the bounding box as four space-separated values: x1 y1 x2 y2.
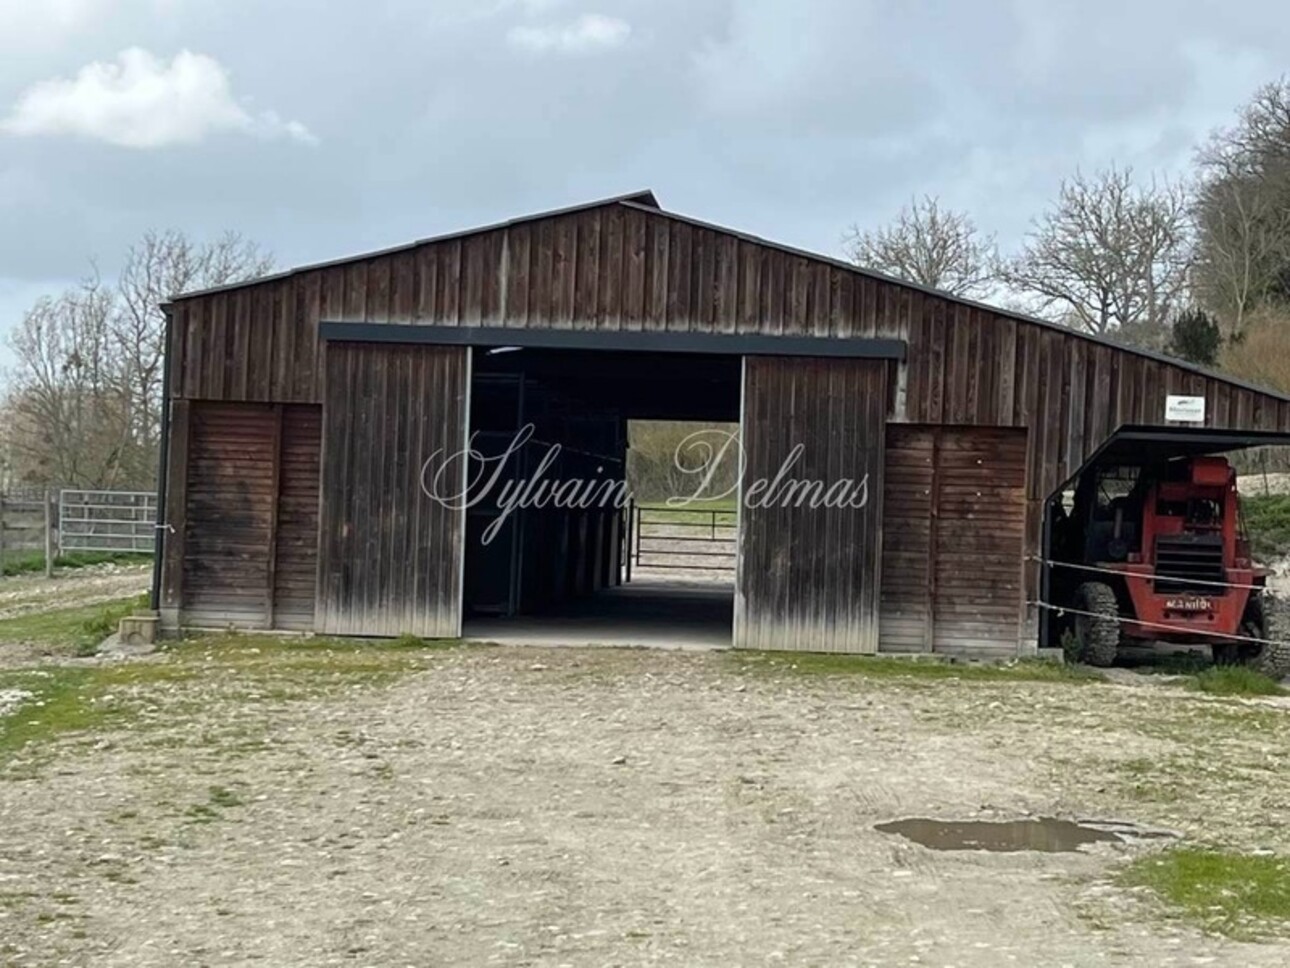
846 79 1290 388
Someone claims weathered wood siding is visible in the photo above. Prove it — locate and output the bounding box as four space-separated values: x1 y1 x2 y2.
160 402 323 630
879 426 1028 655
272 405 322 630
164 196 1290 646
878 426 936 652
178 403 278 628
316 342 468 637
735 357 888 653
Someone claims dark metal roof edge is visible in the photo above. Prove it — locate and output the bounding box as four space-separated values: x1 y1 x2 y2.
615 200 1290 406
1049 423 1290 499
163 189 661 307
319 321 906 360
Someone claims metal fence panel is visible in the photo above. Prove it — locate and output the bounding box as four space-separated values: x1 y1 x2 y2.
58 489 157 554
631 503 737 576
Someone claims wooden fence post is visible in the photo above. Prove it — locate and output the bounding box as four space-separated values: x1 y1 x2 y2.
45 489 55 578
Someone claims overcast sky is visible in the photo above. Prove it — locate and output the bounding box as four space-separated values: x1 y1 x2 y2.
1 0 1288 358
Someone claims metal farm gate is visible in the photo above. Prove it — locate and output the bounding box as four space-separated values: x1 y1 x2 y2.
59 490 158 554
628 503 736 577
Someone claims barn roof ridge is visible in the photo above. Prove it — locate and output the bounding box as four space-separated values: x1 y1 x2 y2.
166 189 661 304
167 189 1289 404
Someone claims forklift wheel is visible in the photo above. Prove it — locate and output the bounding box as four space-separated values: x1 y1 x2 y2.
1216 597 1290 683
1073 582 1120 667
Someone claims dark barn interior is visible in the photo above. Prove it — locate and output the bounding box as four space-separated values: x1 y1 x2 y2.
463 345 741 646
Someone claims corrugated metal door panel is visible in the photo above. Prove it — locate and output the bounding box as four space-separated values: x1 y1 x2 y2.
182 403 276 628
735 356 887 654
272 405 322 631
878 426 935 652
931 427 1027 656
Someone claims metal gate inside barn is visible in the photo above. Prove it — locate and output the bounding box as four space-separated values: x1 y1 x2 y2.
879 426 1027 656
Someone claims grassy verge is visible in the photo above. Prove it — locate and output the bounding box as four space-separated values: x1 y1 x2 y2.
0 550 152 578
1242 493 1290 561
637 498 738 524
0 633 462 764
728 650 1102 684
0 664 188 758
1189 665 1287 697
0 595 148 656
1120 848 1290 940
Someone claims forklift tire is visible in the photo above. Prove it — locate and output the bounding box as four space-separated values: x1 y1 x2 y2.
1220 596 1290 683
1073 582 1120 667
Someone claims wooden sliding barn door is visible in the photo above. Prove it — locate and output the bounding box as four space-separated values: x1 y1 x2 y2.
177 402 322 630
272 405 323 631
316 342 469 638
734 357 888 653
180 403 278 628
879 426 1027 657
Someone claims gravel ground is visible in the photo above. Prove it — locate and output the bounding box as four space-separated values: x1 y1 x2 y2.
0 564 150 622
2 642 1290 966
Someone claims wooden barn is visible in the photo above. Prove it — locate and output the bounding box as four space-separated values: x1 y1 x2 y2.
153 191 1290 656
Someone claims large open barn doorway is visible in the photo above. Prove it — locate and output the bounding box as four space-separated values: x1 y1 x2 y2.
459 345 741 648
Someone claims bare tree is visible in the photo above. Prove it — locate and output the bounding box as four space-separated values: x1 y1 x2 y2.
115 230 274 461
2 230 272 489
1193 79 1290 336
1192 178 1290 336
4 277 131 487
999 167 1191 342
843 196 997 297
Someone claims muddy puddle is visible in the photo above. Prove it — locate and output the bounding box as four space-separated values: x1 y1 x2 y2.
875 817 1176 853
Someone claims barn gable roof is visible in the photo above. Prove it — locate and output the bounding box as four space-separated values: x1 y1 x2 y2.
167 189 1289 404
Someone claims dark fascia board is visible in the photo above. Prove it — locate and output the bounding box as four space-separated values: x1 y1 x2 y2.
319 322 907 360
616 200 1290 406
1089 424 1290 459
163 189 660 307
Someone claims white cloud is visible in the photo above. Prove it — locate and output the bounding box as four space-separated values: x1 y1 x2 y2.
0 48 317 148
507 13 630 53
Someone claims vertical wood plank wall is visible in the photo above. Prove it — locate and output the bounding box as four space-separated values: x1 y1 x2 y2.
178 403 278 628
160 402 323 631
316 342 468 638
879 426 1027 656
272 406 323 630
878 426 936 652
736 357 888 653
163 197 1290 646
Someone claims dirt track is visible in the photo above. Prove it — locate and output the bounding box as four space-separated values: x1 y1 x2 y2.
0 564 150 622
2 643 1289 966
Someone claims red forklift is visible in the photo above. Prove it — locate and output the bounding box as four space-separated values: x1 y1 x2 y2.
1047 429 1288 678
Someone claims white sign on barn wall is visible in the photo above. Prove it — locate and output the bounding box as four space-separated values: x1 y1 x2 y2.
1165 394 1206 423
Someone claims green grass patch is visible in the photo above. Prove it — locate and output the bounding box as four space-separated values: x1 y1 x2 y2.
1242 493 1290 561
0 661 193 759
0 550 151 578
184 785 244 823
0 595 148 655
1189 665 1287 697
728 651 1102 684
0 632 460 764
1120 848 1290 939
637 498 738 524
